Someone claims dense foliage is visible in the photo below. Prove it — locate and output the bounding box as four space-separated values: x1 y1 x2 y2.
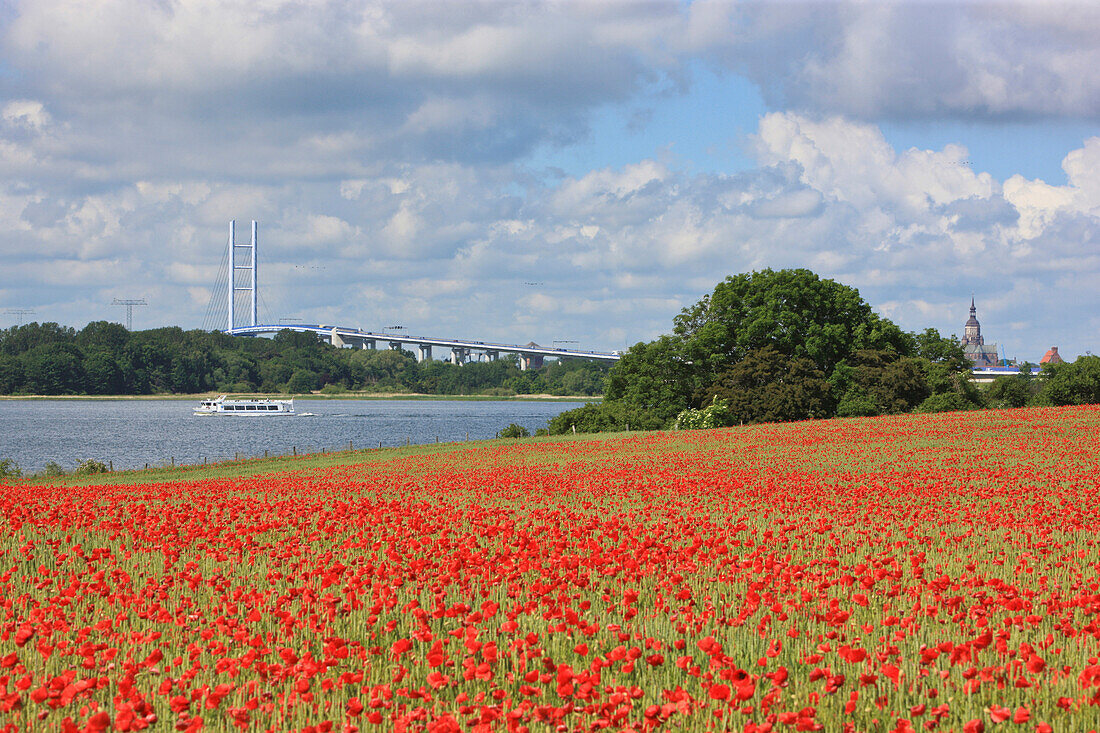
4 406 1100 731
552 268 1089 434
672 268 911 380
0 322 608 397
555 269 971 433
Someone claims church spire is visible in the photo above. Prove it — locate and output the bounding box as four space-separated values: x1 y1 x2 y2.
960 296 998 366
963 297 982 346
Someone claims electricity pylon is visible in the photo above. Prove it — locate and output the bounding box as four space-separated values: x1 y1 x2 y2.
112 298 147 331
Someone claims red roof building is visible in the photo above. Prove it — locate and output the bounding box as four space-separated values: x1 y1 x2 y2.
1040 347 1064 364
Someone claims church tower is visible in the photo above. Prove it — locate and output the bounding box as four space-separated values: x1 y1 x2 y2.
959 298 998 366
962 297 983 346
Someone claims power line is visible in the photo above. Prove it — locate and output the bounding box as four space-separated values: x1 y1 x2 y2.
4 308 35 326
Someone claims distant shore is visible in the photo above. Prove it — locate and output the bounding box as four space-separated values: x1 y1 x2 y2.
0 392 600 402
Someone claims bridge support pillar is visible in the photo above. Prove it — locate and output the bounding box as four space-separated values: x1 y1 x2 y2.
519 354 530 371
389 341 403 352
484 351 497 362
361 340 375 350
450 348 469 365
417 344 432 363
330 329 345 348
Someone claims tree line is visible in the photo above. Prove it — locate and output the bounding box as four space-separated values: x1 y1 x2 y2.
547 268 1100 435
0 321 609 397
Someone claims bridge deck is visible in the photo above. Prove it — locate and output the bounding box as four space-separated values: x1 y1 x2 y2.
226 324 621 361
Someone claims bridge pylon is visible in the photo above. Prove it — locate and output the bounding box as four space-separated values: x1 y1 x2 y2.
228 220 258 331
214 224 623 365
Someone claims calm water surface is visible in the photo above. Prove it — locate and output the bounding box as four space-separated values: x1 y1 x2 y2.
0 399 588 472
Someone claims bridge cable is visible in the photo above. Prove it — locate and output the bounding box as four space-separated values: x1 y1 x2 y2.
202 239 231 332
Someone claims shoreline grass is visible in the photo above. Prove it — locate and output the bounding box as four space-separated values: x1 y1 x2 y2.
1 428 622 487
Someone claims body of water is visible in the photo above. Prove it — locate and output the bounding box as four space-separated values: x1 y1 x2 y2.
0 398 589 472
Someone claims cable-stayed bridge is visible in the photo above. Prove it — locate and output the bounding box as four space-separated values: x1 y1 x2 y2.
210 221 621 370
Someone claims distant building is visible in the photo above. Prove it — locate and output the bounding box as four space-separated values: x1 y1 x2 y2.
959 298 1000 367
1040 347 1064 365
524 342 545 370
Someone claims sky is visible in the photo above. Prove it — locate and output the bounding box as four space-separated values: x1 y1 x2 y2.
1 1 1099 361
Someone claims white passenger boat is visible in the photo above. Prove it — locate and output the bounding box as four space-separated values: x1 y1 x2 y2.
194 395 295 416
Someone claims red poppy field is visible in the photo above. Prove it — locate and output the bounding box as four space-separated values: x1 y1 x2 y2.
3 405 1100 732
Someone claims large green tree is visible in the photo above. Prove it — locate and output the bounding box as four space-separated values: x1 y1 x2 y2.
604 335 697 422
703 345 830 424
673 269 912 384
595 269 913 428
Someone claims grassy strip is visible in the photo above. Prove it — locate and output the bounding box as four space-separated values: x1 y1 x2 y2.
8 430 625 487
